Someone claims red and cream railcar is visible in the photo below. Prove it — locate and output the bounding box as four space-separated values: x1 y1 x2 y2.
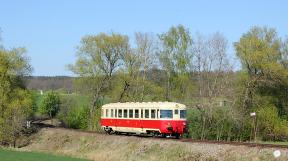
100 102 188 138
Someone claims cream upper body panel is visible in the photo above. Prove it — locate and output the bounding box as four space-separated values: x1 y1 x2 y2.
101 102 186 110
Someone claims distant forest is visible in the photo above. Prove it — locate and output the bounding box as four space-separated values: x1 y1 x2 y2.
24 68 167 93
24 76 74 92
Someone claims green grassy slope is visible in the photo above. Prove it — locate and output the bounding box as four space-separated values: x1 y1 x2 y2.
0 149 90 161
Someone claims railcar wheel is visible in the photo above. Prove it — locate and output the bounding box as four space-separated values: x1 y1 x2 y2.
104 127 113 135
175 133 180 139
161 134 167 138
152 132 159 137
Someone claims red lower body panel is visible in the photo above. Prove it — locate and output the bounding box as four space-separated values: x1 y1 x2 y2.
101 118 187 134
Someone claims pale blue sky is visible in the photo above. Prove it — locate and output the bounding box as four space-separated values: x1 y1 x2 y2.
0 0 287 76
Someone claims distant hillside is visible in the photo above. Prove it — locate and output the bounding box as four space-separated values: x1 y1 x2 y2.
24 76 74 92
23 69 166 92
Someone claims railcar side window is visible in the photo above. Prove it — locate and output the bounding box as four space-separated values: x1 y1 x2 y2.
160 110 173 119
180 110 186 118
151 109 156 118
106 109 109 117
124 109 128 118
129 109 133 118
145 109 149 118
118 109 122 118
111 109 114 117
174 109 178 114
135 109 139 118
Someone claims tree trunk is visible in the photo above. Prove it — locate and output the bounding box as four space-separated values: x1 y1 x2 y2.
88 77 109 130
141 68 146 101
166 72 171 100
119 81 130 102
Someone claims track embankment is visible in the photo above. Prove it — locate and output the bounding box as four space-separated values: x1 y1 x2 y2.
20 127 288 161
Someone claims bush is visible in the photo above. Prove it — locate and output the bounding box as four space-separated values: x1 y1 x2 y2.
65 106 89 129
39 91 61 118
58 95 89 129
187 108 202 139
257 105 288 141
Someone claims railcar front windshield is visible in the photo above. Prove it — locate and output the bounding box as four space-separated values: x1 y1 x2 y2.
160 110 173 119
180 110 186 119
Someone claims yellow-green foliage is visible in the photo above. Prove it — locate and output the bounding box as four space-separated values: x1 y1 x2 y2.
233 26 288 141
0 48 33 146
257 105 288 141
39 91 61 118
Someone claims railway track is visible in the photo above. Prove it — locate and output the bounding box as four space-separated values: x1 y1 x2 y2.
179 139 288 149
32 121 288 149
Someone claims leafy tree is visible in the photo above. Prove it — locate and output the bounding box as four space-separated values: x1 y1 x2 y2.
116 32 159 102
0 47 33 147
234 26 287 110
158 25 193 100
117 48 141 102
40 91 61 119
234 26 288 141
70 32 129 130
135 32 156 101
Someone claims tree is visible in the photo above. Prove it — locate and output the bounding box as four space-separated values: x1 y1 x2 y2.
40 91 60 120
117 32 159 102
70 32 130 130
233 27 288 141
191 32 235 140
158 25 193 100
0 47 33 147
135 32 156 101
193 32 233 98
234 27 287 111
117 48 141 102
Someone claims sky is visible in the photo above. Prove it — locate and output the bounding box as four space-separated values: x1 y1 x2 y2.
0 0 287 76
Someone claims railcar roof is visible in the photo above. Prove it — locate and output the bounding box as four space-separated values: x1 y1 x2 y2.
102 102 186 108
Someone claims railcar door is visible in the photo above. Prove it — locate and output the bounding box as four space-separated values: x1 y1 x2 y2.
173 108 181 134
134 109 141 133
140 108 144 133
174 109 180 119
114 108 118 129
116 109 123 131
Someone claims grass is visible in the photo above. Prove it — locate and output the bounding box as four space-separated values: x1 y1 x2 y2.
0 148 91 161
260 141 288 146
59 93 90 107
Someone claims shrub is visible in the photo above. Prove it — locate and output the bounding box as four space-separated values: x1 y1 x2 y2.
257 105 288 141
65 106 89 129
39 91 61 118
58 95 89 129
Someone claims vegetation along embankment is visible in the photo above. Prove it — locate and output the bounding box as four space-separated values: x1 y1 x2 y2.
1 25 288 160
